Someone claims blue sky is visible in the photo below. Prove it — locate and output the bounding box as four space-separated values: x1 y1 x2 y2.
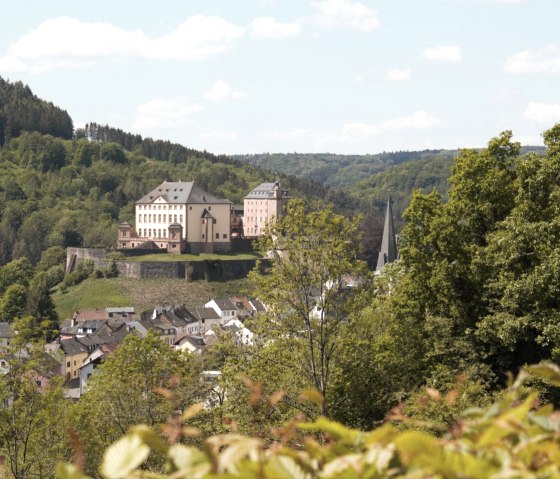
0 0 558 154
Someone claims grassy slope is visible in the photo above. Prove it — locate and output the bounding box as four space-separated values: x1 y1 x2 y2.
53 277 252 321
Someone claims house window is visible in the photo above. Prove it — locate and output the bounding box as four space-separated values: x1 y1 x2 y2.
208 206 211 211
163 215 166 222
171 231 177 239
149 229 152 237
202 234 205 239
179 215 183 222
189 206 192 210
67 361 70 368
174 215 177 222
122 231 127 237
158 214 161 223
216 233 219 239
223 234 227 239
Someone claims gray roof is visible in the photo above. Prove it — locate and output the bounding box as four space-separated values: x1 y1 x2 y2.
186 307 220 321
176 335 205 347
106 307 135 314
0 322 9 338
245 182 290 200
211 298 236 311
60 338 88 356
136 181 231 205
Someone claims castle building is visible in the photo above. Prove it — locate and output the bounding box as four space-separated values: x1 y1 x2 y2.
243 182 290 237
118 181 232 254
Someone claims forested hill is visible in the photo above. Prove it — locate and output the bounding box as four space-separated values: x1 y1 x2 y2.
233 145 547 220
0 79 378 267
0 77 73 146
231 150 458 189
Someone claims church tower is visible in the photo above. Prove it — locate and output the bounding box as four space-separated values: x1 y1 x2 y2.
375 196 398 273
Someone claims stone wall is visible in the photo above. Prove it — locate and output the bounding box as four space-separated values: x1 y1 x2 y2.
66 247 264 281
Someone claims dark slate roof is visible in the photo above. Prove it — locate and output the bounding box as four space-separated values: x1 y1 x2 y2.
0 322 9 338
244 182 290 200
106 307 135 314
186 307 220 321
136 181 231 205
249 299 266 312
176 335 205 347
60 338 88 356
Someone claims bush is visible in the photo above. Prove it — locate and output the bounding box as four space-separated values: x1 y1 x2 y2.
64 259 94 287
56 364 560 479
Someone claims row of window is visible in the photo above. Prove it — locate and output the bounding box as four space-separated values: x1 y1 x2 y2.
139 204 183 210
139 214 183 224
136 230 228 240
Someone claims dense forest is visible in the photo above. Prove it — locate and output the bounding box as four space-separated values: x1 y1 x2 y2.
0 78 73 147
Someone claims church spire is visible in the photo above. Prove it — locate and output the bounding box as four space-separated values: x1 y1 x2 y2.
375 195 397 273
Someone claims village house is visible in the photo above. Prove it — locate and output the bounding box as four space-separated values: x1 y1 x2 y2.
243 182 291 237
205 298 238 322
117 180 233 254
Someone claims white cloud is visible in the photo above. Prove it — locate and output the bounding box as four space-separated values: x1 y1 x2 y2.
524 102 560 123
199 130 238 142
132 98 203 130
505 45 560 75
423 45 462 62
203 81 246 102
0 15 245 73
309 0 380 31
384 68 411 82
250 17 302 38
344 111 441 137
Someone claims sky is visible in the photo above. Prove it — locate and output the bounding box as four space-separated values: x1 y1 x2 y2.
0 0 558 155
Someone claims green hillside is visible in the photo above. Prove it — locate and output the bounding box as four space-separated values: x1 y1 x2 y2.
0 77 372 267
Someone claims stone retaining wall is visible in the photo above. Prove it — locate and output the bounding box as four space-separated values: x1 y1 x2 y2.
66 248 263 281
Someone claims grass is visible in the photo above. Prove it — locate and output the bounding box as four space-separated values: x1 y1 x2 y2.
125 252 262 262
53 277 254 321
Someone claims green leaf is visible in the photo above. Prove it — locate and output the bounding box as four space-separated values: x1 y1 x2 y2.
394 431 440 464
525 363 560 387
298 417 360 442
129 425 167 453
99 434 150 479
264 455 310 479
298 388 323 405
55 463 91 479
168 445 210 474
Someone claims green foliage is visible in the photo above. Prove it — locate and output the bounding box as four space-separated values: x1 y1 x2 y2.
0 340 71 479
249 198 368 416
57 365 560 479
70 332 203 476
36 246 67 272
0 283 27 322
63 259 94 287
